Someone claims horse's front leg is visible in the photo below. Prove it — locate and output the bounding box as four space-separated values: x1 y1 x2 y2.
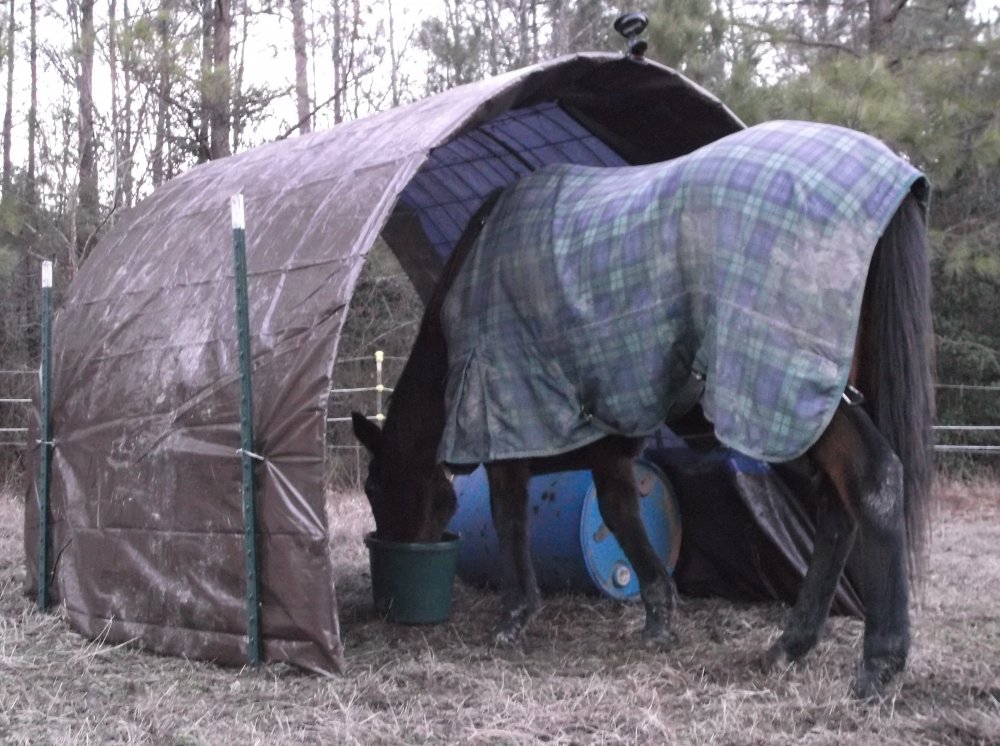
485 460 539 646
591 454 678 649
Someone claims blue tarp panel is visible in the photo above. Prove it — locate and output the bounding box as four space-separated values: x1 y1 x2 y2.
400 102 628 262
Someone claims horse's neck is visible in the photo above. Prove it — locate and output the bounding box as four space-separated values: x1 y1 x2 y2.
383 313 448 463
384 190 501 462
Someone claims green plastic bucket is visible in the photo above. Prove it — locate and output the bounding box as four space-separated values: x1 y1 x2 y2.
364 531 461 624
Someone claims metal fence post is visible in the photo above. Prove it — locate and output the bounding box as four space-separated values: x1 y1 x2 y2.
37 260 53 610
231 194 263 665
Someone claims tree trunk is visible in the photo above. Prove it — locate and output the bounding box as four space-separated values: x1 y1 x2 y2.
484 0 500 76
27 0 37 206
108 0 134 210
867 0 907 52
109 0 122 211
292 0 311 133
198 0 212 161
119 0 134 206
2 0 18 364
75 0 99 269
2 0 14 202
517 0 530 66
332 0 344 124
386 0 399 108
231 0 246 151
209 0 232 159
152 0 171 184
23 0 38 359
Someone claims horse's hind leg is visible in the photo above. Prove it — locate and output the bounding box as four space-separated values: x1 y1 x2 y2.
485 460 540 646
787 403 910 698
591 450 678 649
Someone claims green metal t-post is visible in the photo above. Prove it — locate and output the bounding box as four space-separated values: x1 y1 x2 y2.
36 260 53 610
231 194 263 665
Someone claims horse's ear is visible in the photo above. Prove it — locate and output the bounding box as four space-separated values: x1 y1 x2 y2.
352 411 382 454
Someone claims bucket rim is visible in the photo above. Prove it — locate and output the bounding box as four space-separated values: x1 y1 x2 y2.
364 530 461 552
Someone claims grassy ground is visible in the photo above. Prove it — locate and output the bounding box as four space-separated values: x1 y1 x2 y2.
0 478 997 744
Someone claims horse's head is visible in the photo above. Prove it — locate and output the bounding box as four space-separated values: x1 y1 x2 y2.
351 411 457 542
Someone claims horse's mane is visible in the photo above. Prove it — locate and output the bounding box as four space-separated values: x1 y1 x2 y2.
381 190 505 453
428 191 503 323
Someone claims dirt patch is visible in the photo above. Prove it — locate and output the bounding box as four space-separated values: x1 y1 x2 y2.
1 479 998 744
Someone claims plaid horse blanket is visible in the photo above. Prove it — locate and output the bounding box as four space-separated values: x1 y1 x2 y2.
438 121 927 465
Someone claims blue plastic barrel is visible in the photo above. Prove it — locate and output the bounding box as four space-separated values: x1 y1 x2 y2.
447 458 681 601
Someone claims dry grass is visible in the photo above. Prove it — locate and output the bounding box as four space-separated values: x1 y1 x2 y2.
1 478 998 744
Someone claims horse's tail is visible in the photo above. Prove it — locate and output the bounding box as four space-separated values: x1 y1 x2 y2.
859 191 936 583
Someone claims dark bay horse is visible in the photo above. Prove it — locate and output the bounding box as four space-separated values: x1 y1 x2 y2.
352 121 934 698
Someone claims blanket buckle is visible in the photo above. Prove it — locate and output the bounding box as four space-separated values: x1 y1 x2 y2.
842 384 866 407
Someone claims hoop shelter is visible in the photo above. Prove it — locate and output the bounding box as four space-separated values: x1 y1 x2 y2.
23 53 743 673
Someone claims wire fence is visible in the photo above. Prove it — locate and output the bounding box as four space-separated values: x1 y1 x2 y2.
0 370 34 447
3 362 998 456
933 424 1000 454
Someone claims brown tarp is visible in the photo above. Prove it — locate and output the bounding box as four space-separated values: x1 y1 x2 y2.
23 53 743 672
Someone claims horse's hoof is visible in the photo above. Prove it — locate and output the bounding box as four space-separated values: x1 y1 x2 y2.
763 634 813 671
851 671 888 700
490 626 522 648
489 606 533 648
763 642 790 672
641 626 679 651
851 657 904 700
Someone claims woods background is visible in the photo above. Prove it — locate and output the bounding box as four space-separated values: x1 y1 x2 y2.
1 0 998 477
